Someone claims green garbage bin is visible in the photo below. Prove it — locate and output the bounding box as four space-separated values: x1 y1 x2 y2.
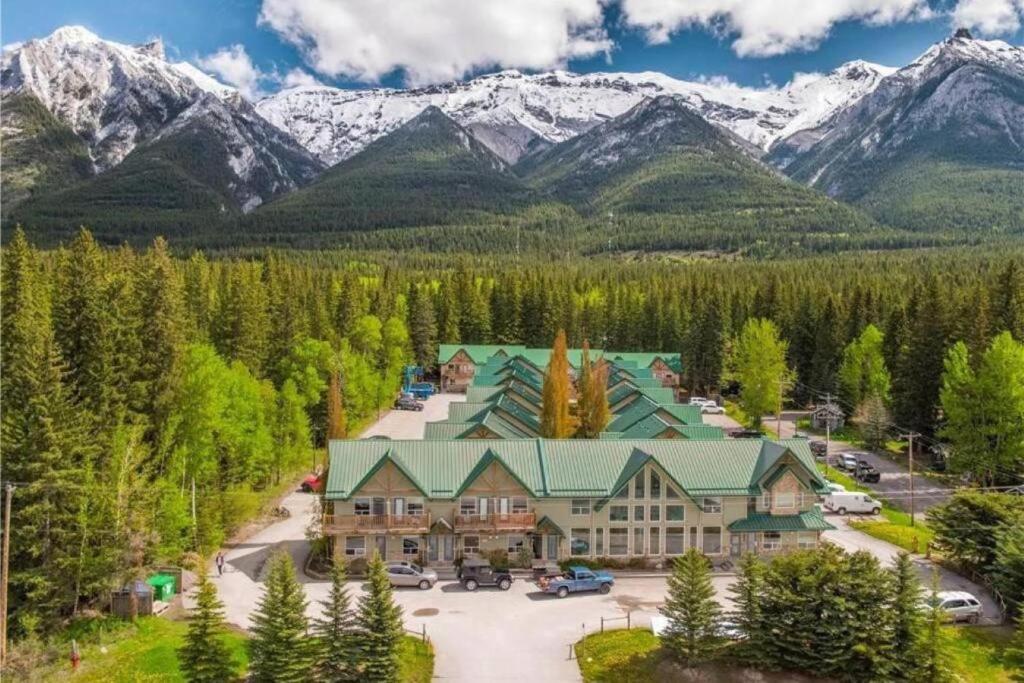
146 574 176 602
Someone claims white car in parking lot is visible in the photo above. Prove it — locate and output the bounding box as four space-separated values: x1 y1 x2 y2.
688 397 724 414
927 591 983 623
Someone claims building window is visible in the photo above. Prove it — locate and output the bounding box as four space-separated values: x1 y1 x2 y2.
761 493 772 508
702 527 722 554
633 505 645 522
665 527 685 554
354 498 370 515
633 527 645 555
690 527 698 550
609 505 628 522
402 537 420 556
702 497 723 514
345 536 366 556
763 532 782 551
463 535 480 555
406 498 424 516
666 505 685 522
634 472 645 499
650 505 661 522
571 499 591 516
666 485 681 499
459 497 478 515
512 497 528 514
507 535 526 555
774 492 795 509
650 471 661 498
609 528 629 555
798 532 817 549
570 529 591 556
595 528 604 556
650 528 661 554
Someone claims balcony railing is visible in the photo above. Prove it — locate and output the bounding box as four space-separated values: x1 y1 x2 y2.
325 513 431 533
453 512 536 531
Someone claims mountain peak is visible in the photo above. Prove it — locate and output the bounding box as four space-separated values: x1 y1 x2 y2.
47 25 101 44
134 38 165 61
953 28 974 40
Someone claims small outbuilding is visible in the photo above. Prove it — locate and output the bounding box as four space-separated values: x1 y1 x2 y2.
811 403 844 432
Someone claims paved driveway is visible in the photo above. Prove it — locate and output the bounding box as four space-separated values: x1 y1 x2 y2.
361 393 465 439
774 411 950 512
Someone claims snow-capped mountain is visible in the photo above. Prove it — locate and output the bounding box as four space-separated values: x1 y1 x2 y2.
256 63 894 165
770 29 1024 230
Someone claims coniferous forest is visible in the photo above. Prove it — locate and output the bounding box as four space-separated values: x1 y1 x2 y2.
2 225 1024 637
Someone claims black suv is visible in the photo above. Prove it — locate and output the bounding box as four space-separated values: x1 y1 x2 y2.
393 395 424 411
855 461 881 483
457 559 513 591
809 440 828 459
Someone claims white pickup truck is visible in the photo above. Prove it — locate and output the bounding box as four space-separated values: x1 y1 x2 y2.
824 491 882 515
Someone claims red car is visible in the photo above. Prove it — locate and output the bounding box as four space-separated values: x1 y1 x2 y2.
301 473 323 493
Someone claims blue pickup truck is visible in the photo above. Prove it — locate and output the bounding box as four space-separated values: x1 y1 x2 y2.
539 566 614 598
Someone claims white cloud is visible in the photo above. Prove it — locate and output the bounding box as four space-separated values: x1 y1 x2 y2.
197 44 267 99
280 67 322 89
619 0 931 57
952 0 1024 34
257 0 611 86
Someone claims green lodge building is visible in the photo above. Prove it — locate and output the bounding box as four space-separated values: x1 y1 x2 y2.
324 438 834 565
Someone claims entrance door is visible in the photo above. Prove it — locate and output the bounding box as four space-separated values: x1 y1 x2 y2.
371 497 387 516
730 533 741 557
427 535 455 563
532 534 543 560
546 535 559 560
375 535 387 559
442 535 455 562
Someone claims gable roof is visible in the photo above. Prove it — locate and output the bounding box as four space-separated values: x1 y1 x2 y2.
326 438 823 502
728 508 835 533
438 344 526 364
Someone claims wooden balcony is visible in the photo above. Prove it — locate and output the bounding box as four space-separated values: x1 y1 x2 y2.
325 513 431 534
454 512 536 532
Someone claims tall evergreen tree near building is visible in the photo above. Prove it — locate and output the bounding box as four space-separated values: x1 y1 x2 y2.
919 574 954 683
249 551 313 683
326 370 348 440
180 572 235 683
888 553 925 681
994 260 1024 341
435 277 460 344
356 553 404 682
313 562 359 682
994 516 1024 617
892 279 948 436
659 548 723 667
541 329 575 438
808 297 843 395
684 295 724 394
406 282 437 371
729 553 768 667
733 318 790 429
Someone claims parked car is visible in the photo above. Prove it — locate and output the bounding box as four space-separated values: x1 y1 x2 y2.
927 591 983 623
700 403 725 415
836 452 862 471
688 396 709 406
823 480 846 494
386 561 437 590
731 429 764 439
824 491 882 515
854 461 881 483
809 440 828 459
300 472 323 493
538 566 614 598
927 444 949 472
393 395 424 411
458 559 513 591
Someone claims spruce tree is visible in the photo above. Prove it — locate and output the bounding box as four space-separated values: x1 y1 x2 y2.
541 329 575 438
918 573 954 683
180 572 235 683
314 562 359 682
356 553 404 682
889 553 925 681
729 553 767 667
659 549 722 667
249 551 313 683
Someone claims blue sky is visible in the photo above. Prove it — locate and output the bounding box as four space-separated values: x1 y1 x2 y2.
4 0 1023 96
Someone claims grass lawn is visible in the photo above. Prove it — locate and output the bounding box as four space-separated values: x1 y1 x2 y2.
817 464 934 553
397 635 436 683
575 627 1019 683
946 626 1019 683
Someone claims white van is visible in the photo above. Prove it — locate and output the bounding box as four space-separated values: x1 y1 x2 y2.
824 491 882 515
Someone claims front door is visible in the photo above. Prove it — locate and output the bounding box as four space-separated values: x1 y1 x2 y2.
375 535 387 559
532 534 543 560
442 535 454 562
547 535 559 560
427 534 455 563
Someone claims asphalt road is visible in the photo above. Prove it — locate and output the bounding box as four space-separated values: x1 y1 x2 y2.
773 411 951 512
361 392 466 439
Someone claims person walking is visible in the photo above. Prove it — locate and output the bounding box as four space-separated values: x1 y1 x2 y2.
215 552 225 577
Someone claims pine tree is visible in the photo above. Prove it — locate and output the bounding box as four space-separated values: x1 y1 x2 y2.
180 572 235 683
994 522 1024 617
327 370 348 440
659 548 723 667
918 573 954 683
249 551 313 683
314 562 359 682
994 260 1024 342
406 283 437 371
356 553 404 682
541 329 575 438
729 553 767 667
893 279 948 436
889 553 925 681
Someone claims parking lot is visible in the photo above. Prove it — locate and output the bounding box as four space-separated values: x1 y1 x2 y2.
360 392 465 439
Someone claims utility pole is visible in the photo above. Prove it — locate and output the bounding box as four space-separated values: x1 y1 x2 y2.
824 393 832 477
1 483 14 668
900 433 921 527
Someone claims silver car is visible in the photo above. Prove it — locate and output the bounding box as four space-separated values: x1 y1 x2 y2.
386 561 438 589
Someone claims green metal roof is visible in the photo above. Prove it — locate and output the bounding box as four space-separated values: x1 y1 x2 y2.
326 439 823 502
536 515 566 537
728 508 835 533
655 404 703 425
438 344 526 364
424 422 477 440
607 397 661 432
618 416 724 440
